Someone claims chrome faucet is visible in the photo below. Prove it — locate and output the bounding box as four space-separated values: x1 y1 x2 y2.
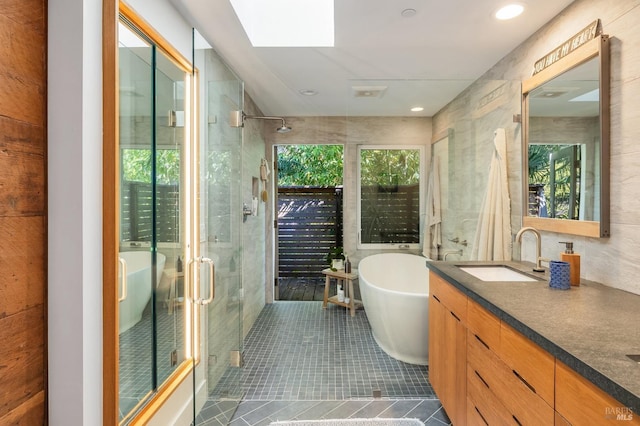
442 249 463 261
516 227 545 272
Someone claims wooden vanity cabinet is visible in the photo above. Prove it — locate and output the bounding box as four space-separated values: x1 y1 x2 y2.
466 298 501 350
556 361 640 425
466 300 511 425
430 273 554 425
429 272 467 425
429 272 637 425
466 297 554 425
499 322 555 407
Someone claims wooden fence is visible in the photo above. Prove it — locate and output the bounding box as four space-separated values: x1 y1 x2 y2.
121 181 180 242
360 183 420 244
277 187 342 278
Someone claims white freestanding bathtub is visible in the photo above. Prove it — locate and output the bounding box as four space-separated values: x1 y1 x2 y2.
358 253 430 365
118 251 166 334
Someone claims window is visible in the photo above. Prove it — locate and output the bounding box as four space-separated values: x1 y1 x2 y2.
528 144 583 220
357 146 423 248
120 147 181 243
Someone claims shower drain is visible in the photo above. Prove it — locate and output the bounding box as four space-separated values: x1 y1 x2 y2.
372 389 382 398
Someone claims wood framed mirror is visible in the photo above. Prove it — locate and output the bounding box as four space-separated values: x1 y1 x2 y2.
522 34 610 238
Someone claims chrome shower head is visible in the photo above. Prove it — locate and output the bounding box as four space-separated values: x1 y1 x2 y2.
229 111 292 133
276 119 292 133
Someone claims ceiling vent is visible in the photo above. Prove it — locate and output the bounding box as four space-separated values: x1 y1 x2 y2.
352 85 388 99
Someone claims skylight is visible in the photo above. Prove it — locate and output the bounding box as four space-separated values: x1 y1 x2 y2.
230 0 334 47
570 89 599 102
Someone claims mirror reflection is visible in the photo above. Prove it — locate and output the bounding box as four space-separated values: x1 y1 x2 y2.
527 57 600 221
522 34 609 238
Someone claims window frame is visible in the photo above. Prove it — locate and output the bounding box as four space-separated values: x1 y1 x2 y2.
356 144 425 250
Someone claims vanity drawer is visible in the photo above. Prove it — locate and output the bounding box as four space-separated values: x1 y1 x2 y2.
467 297 500 351
468 328 554 425
430 273 467 323
467 364 515 425
499 322 555 406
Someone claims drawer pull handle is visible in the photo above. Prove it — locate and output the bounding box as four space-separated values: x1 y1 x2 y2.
475 406 489 426
475 370 490 389
475 334 490 350
512 415 523 426
450 311 461 322
513 370 536 394
433 294 441 303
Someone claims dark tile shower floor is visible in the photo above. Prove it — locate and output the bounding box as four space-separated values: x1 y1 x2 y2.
200 301 449 426
119 300 184 420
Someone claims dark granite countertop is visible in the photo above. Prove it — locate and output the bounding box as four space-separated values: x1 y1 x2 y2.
426 260 640 413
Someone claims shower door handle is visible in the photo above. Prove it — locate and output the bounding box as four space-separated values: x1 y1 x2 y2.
118 257 127 302
195 257 215 305
186 257 197 303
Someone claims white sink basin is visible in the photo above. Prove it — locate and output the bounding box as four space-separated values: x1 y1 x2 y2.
459 266 539 282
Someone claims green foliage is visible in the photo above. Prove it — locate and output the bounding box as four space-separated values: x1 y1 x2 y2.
277 145 343 186
360 149 420 186
528 144 578 219
122 148 180 184
206 149 232 184
528 144 551 185
325 246 345 270
325 246 345 264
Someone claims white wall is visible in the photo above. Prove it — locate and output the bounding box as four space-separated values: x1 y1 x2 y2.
48 0 103 423
127 0 193 58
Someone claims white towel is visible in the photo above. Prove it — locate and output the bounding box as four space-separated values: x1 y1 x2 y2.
423 155 442 258
472 128 512 261
260 158 270 181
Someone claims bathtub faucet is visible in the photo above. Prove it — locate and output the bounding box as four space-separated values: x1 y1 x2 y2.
515 227 545 272
442 249 463 261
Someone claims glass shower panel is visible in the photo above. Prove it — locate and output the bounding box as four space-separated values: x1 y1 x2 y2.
192 29 244 424
154 50 188 388
117 20 154 421
429 133 451 261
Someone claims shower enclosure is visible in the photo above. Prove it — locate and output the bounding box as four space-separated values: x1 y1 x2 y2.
113 7 244 424
191 29 245 420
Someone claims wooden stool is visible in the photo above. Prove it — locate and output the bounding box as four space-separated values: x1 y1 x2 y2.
321 268 362 317
160 267 184 314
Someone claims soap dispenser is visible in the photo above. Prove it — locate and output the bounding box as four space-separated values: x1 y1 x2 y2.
344 255 351 274
559 242 580 286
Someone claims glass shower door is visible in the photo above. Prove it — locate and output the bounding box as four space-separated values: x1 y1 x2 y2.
118 21 155 421
117 16 190 423
192 29 245 424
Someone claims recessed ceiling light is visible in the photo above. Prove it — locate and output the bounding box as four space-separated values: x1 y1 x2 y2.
495 4 524 20
401 8 417 18
299 89 318 96
411 106 424 112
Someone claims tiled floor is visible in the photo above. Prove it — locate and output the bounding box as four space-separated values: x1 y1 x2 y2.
199 301 449 426
119 299 185 420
